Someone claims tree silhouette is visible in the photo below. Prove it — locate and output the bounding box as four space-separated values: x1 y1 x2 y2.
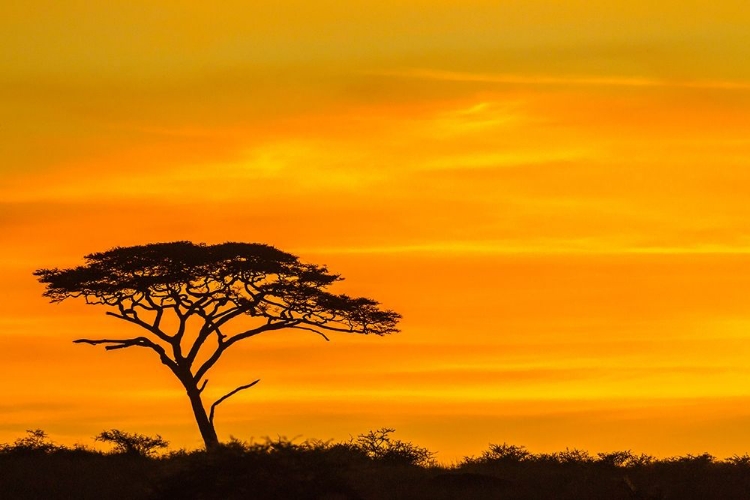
95 429 168 457
34 241 400 450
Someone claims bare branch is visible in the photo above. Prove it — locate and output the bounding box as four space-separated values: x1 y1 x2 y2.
74 337 152 350
198 379 209 393
224 320 295 348
73 337 178 371
153 307 163 330
194 320 294 382
290 325 331 341
185 303 256 365
210 303 257 330
105 311 172 343
209 379 260 425
185 319 221 365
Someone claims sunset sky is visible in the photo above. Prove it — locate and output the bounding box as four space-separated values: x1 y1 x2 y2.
3 1 750 461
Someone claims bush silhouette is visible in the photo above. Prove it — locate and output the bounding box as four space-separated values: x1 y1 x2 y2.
354 428 436 467
3 429 750 499
95 429 168 457
465 443 532 464
0 430 59 454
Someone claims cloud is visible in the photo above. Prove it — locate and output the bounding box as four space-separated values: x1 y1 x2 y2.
375 68 750 91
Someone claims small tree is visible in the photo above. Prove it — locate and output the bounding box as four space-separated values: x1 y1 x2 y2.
95 429 168 457
475 443 531 464
354 428 435 467
35 241 400 451
0 429 58 454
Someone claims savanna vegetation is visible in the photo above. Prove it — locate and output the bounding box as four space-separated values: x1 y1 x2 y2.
25 243 750 498
4 428 750 500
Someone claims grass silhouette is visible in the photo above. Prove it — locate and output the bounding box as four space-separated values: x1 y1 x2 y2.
3 428 750 499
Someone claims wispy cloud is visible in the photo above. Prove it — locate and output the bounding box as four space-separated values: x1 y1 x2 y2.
418 150 589 170
297 242 750 256
375 68 750 91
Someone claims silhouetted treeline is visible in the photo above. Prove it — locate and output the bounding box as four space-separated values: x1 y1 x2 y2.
4 428 750 499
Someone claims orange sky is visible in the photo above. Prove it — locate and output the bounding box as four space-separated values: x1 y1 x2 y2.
3 1 750 461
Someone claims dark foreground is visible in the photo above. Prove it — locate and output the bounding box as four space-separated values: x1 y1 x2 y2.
3 429 750 499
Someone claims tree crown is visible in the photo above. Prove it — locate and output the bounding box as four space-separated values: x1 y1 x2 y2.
34 241 400 336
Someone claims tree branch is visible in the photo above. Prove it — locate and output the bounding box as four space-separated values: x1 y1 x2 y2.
211 302 256 330
73 337 178 372
193 320 294 382
224 320 295 349
290 325 330 341
74 337 151 350
296 318 369 335
209 379 260 425
185 319 221 365
105 311 172 342
185 303 255 365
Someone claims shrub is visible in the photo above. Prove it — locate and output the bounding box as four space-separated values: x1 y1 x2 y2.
0 429 59 454
467 443 531 465
666 452 716 466
95 429 168 458
555 448 593 464
354 428 436 467
596 450 634 467
626 452 655 467
725 454 750 466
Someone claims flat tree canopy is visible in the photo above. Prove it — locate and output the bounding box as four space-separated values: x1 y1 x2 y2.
34 241 400 449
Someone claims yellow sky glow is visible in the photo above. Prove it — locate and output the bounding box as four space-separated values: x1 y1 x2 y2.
3 1 750 461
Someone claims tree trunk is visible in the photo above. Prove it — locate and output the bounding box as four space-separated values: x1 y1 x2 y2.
185 386 220 451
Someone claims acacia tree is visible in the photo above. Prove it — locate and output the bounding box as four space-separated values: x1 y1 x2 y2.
34 241 400 450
